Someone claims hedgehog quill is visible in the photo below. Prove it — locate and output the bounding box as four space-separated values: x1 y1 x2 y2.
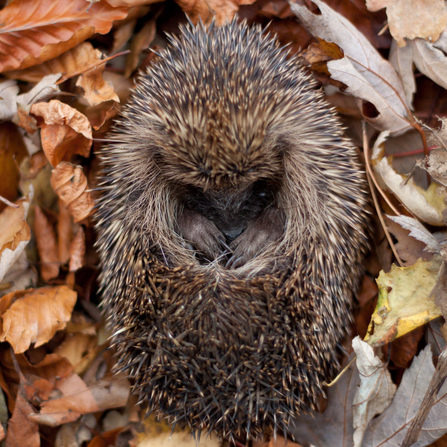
96 19 370 441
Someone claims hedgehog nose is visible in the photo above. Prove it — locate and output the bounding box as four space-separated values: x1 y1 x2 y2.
223 226 244 242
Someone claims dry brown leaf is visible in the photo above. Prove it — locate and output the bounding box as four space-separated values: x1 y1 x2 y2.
107 0 162 5
69 227 86 272
30 375 130 426
5 41 121 84
54 332 97 375
34 205 59 281
76 51 120 106
366 0 447 47
31 100 92 167
0 123 28 214
125 18 156 77
0 0 129 72
5 387 39 447
51 163 95 223
113 18 138 54
0 195 32 284
58 199 73 265
176 0 250 25
0 286 77 354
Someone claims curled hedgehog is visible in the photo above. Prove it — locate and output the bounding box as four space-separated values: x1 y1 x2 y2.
96 19 369 441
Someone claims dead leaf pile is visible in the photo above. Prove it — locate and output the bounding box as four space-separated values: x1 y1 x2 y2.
1 0 447 445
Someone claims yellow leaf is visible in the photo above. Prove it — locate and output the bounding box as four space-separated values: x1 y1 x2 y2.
364 256 442 346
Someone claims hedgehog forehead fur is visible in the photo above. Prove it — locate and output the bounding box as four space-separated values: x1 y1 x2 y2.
96 18 370 441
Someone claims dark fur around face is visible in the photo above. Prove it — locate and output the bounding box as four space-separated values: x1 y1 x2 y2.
96 19 370 441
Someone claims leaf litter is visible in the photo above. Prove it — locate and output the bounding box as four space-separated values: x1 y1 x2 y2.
1 0 447 446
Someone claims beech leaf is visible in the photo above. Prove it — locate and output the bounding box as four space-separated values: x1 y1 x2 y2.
31 100 92 166
0 286 77 354
0 0 129 72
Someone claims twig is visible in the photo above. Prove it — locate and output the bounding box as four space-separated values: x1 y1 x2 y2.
0 195 19 208
362 125 401 216
362 122 405 268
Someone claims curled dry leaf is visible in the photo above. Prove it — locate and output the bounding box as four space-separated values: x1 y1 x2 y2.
372 132 446 226
31 100 92 167
0 286 77 354
366 0 447 48
51 163 95 223
76 49 120 107
0 194 32 283
364 256 443 346
34 205 59 282
289 0 412 135
0 0 129 73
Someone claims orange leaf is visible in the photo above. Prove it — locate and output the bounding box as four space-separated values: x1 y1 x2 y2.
0 195 32 283
5 388 39 447
29 376 130 426
69 227 86 272
0 123 28 213
0 286 77 354
51 163 95 223
31 100 92 167
0 0 129 72
34 205 59 281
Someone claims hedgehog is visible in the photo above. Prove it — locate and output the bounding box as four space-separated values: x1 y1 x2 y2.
95 19 370 442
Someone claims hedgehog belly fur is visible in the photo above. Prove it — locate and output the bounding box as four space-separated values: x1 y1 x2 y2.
96 19 370 441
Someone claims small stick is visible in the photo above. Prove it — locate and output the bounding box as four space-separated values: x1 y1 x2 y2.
362 122 405 268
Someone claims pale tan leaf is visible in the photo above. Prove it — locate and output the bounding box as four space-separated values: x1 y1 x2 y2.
366 0 447 47
372 132 446 226
0 286 77 353
0 0 129 72
34 205 59 282
31 100 92 167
